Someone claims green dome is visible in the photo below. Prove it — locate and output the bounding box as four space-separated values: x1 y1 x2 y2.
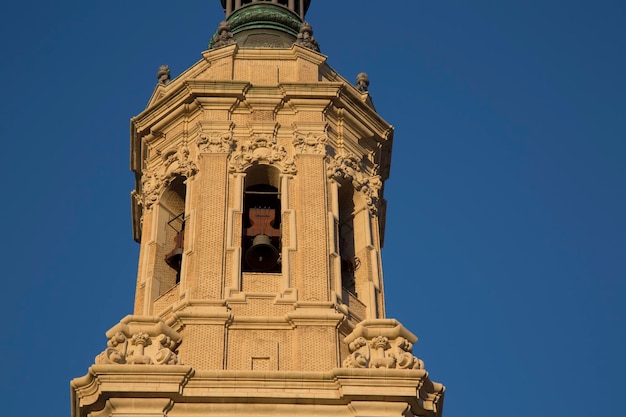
213 3 304 48
220 0 311 18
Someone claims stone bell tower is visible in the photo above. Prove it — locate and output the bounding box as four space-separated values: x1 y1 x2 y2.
71 1 445 416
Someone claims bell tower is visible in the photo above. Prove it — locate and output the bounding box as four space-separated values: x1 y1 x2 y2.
71 2 445 416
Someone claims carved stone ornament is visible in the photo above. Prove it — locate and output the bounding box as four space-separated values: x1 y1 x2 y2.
197 130 235 154
138 145 199 209
356 72 370 93
327 154 382 215
294 22 320 52
342 319 424 370
229 136 296 174
292 131 327 155
95 316 182 365
343 336 424 370
157 65 171 85
210 21 236 49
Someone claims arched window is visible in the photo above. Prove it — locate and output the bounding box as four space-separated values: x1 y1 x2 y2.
162 177 186 286
242 165 282 273
338 182 356 294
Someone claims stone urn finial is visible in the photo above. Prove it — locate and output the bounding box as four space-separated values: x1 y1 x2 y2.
295 22 320 52
157 65 171 85
211 21 236 49
356 72 370 93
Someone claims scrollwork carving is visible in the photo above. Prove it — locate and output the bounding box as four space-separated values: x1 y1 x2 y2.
327 154 382 215
293 131 327 155
96 332 128 364
327 154 361 182
95 329 182 366
197 130 234 154
229 136 296 174
136 144 199 210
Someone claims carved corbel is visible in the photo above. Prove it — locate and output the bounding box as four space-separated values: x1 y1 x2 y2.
95 316 183 366
342 319 424 370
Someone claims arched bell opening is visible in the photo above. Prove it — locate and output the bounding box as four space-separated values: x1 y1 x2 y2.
337 181 357 295
161 176 187 289
242 164 282 273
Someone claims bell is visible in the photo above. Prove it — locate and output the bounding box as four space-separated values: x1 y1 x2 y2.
165 247 183 271
165 230 184 272
245 234 279 271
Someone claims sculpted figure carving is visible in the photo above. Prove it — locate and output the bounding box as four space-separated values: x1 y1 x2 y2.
295 22 320 52
157 65 171 85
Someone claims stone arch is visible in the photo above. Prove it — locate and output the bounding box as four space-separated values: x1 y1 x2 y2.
241 164 283 273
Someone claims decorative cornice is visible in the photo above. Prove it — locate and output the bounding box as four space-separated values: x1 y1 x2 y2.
72 367 444 417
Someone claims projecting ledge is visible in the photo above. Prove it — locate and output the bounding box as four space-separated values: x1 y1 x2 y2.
70 365 194 409
71 367 444 417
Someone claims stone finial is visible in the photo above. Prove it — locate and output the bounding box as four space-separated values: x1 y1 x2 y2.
211 21 236 49
295 22 320 52
157 65 171 85
356 72 369 93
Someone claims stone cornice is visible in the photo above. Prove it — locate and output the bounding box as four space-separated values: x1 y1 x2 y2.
201 42 238 62
133 80 251 134
71 365 194 415
71 367 444 417
334 87 394 143
344 319 418 344
131 80 251 174
231 44 327 65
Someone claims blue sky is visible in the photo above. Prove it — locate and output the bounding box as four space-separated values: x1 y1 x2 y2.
0 1 624 416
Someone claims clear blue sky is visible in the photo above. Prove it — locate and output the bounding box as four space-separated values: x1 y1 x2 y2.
0 1 624 416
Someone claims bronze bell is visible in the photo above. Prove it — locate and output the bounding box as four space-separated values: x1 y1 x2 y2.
165 230 184 272
245 234 279 271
